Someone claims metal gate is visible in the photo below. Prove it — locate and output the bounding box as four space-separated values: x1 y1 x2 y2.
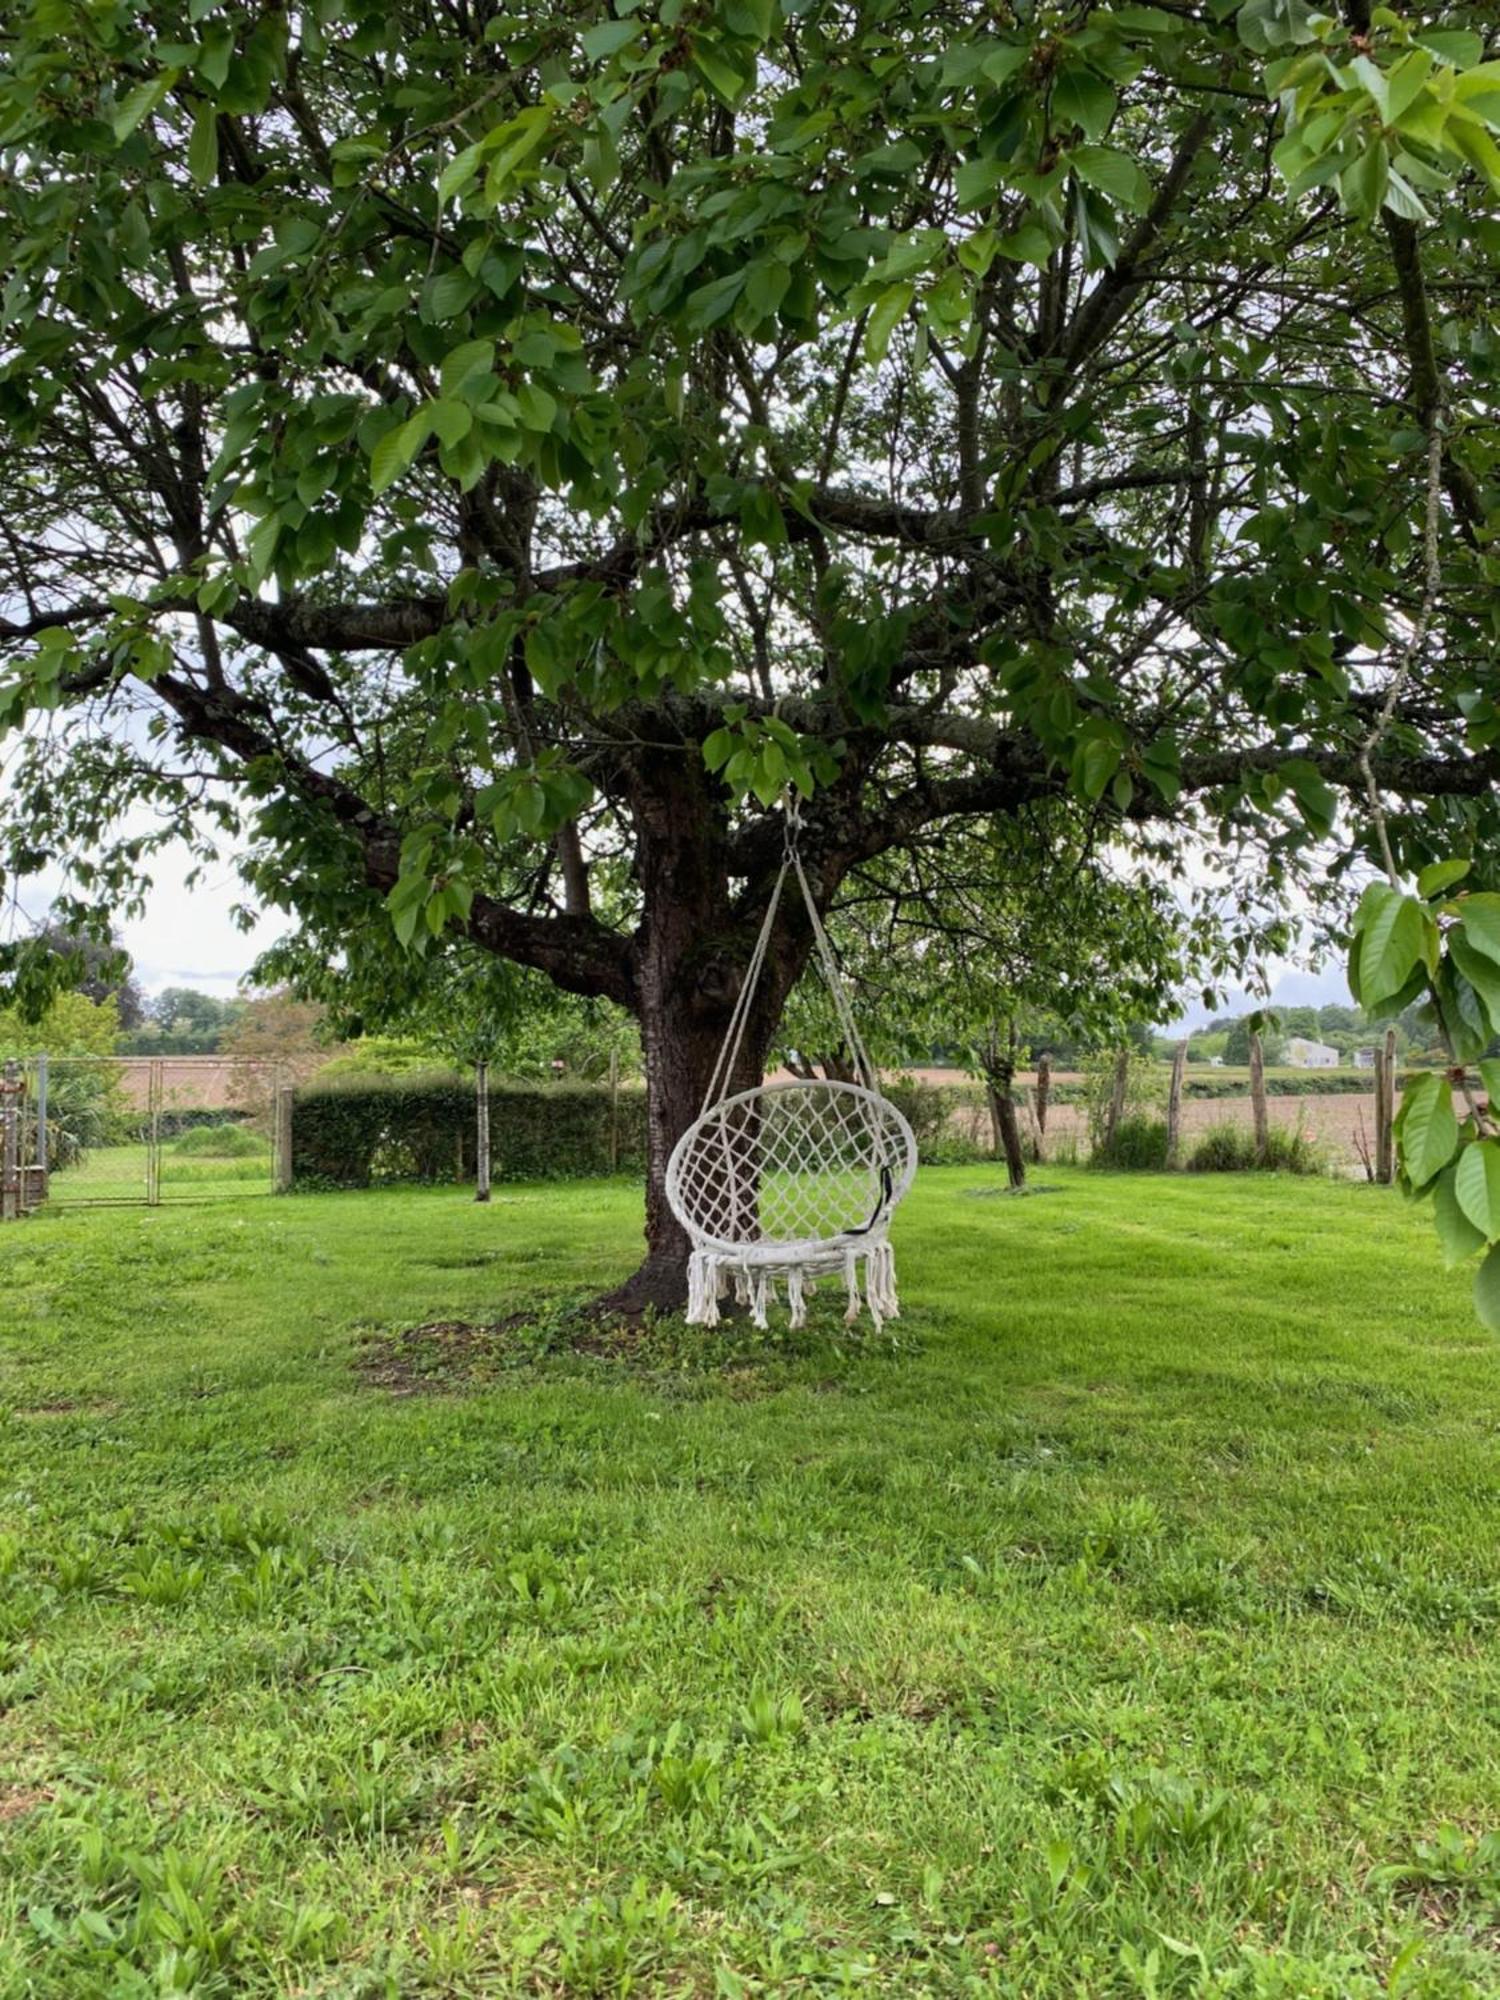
8 1055 291 1208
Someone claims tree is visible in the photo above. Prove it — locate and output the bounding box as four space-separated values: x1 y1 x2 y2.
1 2 1497 1303
779 808 1188 1187
219 989 331 1079
31 920 144 1031
1224 1015 1286 1067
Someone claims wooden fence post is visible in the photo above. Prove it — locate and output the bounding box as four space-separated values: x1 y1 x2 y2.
273 1083 294 1193
1104 1049 1130 1151
475 1061 491 1203
1249 1031 1269 1162
1035 1054 1051 1159
146 1058 162 1206
1165 1039 1188 1168
1 1059 21 1222
1376 1028 1397 1186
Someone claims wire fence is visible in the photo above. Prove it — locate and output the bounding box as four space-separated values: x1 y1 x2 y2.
4 1056 290 1208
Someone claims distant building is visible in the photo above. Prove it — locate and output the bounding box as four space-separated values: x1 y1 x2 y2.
1353 1047 1376 1070
1286 1037 1339 1069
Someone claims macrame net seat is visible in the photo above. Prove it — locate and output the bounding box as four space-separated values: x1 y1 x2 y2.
665 803 918 1331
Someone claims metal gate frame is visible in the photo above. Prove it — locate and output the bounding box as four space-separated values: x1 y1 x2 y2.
7 1056 291 1209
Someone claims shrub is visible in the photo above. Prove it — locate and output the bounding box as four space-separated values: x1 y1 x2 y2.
1187 1120 1328 1176
173 1122 267 1158
291 1072 647 1187
882 1075 989 1164
1090 1114 1170 1171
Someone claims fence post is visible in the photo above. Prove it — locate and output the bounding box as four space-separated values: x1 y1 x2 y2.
35 1053 48 1177
273 1084 294 1193
474 1061 491 1203
1 1059 21 1221
1104 1049 1130 1150
146 1058 162 1205
1165 1039 1188 1168
1249 1031 1269 1162
1376 1028 1397 1186
1035 1053 1051 1160
608 1046 620 1173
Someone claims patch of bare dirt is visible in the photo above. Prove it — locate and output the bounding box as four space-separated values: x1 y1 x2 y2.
0 1786 53 1822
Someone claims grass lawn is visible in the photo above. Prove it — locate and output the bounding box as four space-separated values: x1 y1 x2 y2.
2 1167 1499 1996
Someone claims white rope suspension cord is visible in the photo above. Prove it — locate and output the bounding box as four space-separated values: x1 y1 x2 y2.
702 793 875 1113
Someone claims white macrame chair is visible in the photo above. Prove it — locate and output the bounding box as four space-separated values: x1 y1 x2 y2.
665 801 918 1331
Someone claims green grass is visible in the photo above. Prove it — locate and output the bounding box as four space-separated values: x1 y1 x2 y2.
2 1168 1499 1997
46 1140 276 1203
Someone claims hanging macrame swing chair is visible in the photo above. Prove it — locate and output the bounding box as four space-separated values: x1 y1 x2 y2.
665 800 918 1332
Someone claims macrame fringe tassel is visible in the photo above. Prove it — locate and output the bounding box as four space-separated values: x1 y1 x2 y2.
688 1244 896 1333
864 1240 900 1329
843 1250 862 1325
686 1250 721 1327
786 1266 806 1330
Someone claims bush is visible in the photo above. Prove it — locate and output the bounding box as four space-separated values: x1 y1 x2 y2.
882 1075 988 1164
291 1072 647 1187
1090 1114 1170 1171
1187 1121 1328 1176
173 1122 267 1158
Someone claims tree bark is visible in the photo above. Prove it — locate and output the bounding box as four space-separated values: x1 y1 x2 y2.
987 1078 1028 1190
980 1021 1027 1190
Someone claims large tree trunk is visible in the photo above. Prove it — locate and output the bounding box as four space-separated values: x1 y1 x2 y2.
599 752 805 1314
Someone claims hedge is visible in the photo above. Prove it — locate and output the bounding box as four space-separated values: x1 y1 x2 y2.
291 1071 647 1187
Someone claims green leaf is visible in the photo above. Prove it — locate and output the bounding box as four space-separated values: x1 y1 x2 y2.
1393 1071 1457 1190
1354 883 1430 1012
1454 1138 1500 1240
684 270 747 329
1457 893 1500 967
1280 758 1335 837
691 39 749 104
995 221 1053 266
188 103 219 185
426 269 479 322
1069 145 1152 212
515 383 557 432
112 74 174 141
1480 1059 1500 1105
864 283 914 363
580 19 639 60
1449 932 1500 1033
426 399 472 447
438 142 482 205
702 727 735 771
1474 1242 1500 1333
955 157 1008 210
1076 733 1122 800
370 413 429 494
1435 1166 1487 1269
1418 858 1470 899
1414 30 1483 68
439 339 495 400
1053 68 1117 143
